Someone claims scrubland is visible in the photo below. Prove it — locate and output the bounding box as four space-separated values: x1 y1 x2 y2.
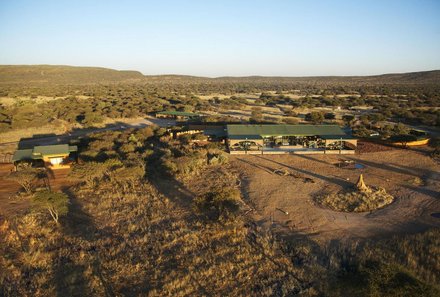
1 66 440 296
1 128 439 296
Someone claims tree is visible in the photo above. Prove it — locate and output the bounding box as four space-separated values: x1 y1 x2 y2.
154 127 167 137
353 125 371 138
324 113 336 120
250 107 263 123
389 134 417 147
112 166 145 191
80 112 103 127
6 168 43 194
32 190 69 224
381 124 394 139
193 188 241 221
342 114 355 126
359 114 371 128
393 123 410 135
306 112 324 124
135 127 154 141
119 143 136 154
69 161 108 187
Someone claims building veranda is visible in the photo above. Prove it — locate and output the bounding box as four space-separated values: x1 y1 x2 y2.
226 124 357 154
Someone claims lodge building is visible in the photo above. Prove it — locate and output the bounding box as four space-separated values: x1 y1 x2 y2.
226 124 357 154
12 144 77 169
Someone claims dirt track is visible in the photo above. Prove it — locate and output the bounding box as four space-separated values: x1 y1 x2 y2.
0 164 24 219
0 165 73 220
232 148 440 243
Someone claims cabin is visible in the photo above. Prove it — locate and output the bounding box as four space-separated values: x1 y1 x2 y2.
12 144 77 170
155 111 201 121
226 124 357 154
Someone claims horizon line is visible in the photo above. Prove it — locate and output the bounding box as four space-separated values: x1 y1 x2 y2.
1 63 439 79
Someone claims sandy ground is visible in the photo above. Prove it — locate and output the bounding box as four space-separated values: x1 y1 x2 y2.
231 148 440 243
0 164 23 219
0 165 73 220
0 124 69 144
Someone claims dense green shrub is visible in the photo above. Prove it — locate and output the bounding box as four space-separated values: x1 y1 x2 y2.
193 188 241 221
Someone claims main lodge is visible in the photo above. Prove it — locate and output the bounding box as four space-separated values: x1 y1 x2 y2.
12 144 77 169
225 124 357 154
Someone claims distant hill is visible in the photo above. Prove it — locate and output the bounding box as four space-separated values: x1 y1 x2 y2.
0 65 144 84
0 65 439 85
365 70 440 84
213 70 440 85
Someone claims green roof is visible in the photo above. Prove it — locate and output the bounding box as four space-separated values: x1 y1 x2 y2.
157 111 200 117
12 144 77 162
12 149 35 162
227 124 348 137
203 128 227 138
33 144 77 156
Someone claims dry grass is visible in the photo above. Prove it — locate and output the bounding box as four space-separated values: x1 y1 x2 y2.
0 172 308 296
0 143 17 155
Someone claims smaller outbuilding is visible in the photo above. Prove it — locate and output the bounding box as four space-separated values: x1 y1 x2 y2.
12 144 77 170
155 111 201 121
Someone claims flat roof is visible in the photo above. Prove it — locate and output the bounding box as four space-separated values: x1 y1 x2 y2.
157 111 200 117
12 149 35 162
227 124 348 137
33 144 77 156
203 129 227 138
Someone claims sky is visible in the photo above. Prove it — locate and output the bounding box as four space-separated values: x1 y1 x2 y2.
0 0 439 77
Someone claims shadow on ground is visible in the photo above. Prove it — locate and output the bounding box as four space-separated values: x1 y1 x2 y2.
52 187 116 297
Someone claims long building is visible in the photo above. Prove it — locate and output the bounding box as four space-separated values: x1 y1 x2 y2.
226 124 357 154
155 111 201 120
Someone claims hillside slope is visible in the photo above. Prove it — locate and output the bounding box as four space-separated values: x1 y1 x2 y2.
0 65 144 84
214 70 440 85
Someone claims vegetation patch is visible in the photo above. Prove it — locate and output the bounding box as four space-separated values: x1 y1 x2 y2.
193 188 241 221
329 261 440 297
315 174 394 212
0 128 309 296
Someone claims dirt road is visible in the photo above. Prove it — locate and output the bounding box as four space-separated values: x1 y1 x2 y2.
0 165 75 220
0 116 175 149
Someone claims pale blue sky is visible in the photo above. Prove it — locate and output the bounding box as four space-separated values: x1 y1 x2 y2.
0 0 439 76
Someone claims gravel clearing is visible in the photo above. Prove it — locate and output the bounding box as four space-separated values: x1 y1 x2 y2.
232 148 440 243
